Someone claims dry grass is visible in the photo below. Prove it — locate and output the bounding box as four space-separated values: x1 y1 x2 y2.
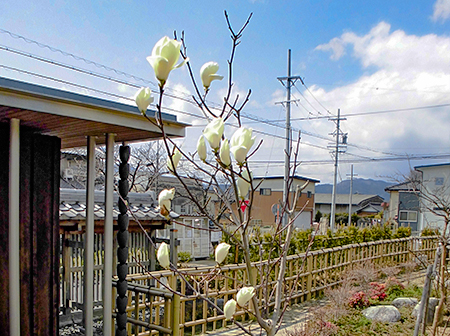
323 282 353 320
380 265 401 278
345 262 378 291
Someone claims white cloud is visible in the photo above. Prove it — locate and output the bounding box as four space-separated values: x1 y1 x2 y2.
432 0 450 22
308 22 450 181
317 22 450 72
315 37 347 60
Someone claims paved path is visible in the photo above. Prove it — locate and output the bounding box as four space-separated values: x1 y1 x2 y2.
205 270 428 336
205 298 329 336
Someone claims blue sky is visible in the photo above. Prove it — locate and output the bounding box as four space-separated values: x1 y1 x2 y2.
1 0 450 185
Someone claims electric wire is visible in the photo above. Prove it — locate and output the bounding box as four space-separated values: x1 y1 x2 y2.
1 29 446 164
0 38 411 160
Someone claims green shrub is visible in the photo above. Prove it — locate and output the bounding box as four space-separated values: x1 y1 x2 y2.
393 226 411 238
421 226 440 236
178 251 192 263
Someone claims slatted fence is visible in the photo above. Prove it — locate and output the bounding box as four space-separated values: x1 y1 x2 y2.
122 236 438 336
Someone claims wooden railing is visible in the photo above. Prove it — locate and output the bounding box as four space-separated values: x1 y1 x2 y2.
121 236 438 336
60 232 150 311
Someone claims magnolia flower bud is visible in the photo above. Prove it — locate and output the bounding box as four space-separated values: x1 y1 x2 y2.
237 170 251 200
219 139 231 167
200 61 224 90
167 148 181 173
215 242 231 264
157 242 170 269
135 87 154 114
146 36 188 87
197 135 207 161
158 188 175 216
230 127 256 164
203 118 224 150
223 299 236 320
236 286 255 307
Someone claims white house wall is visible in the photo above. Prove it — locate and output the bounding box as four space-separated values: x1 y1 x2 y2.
157 217 211 259
416 164 450 231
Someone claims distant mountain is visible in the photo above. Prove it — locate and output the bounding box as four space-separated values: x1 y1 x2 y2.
315 178 391 200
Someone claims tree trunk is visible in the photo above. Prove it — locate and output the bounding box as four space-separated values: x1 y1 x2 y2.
431 244 447 335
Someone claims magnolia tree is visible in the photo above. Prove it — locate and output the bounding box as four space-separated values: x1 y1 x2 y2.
133 13 309 336
410 174 450 336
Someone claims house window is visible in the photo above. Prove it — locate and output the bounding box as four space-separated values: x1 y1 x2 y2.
250 219 263 225
307 191 312 198
260 188 272 196
180 204 186 214
435 177 444 186
399 210 417 222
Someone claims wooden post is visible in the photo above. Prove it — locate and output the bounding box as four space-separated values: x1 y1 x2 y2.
84 136 96 336
306 254 313 300
414 265 433 336
164 295 171 334
104 133 115 336
62 232 71 315
171 274 180 336
116 144 130 336
9 118 20 336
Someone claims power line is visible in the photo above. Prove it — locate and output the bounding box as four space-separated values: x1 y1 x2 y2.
0 64 336 155
4 64 446 169
0 44 196 106
2 31 444 164
0 42 337 146
247 153 450 166
299 77 333 116
0 28 158 89
269 103 450 122
0 40 408 159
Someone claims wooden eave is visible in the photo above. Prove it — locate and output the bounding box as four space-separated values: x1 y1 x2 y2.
0 77 188 148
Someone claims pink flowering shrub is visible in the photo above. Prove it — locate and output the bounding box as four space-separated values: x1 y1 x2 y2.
369 282 387 301
348 291 370 309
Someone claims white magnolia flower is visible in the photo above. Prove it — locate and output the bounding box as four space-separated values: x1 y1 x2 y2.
215 242 231 264
237 170 251 200
146 36 188 87
197 135 207 161
219 139 231 167
157 242 170 269
236 286 255 307
223 299 236 320
158 188 175 216
135 87 154 114
167 148 181 173
200 61 224 90
230 127 256 164
203 118 224 150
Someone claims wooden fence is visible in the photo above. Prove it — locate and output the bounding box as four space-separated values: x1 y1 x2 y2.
60 232 150 311
121 236 438 336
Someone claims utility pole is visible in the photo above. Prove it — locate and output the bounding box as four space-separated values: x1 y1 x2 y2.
347 165 358 226
328 109 347 231
277 49 302 226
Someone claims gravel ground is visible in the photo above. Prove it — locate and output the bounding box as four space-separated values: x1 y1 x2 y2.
60 320 103 336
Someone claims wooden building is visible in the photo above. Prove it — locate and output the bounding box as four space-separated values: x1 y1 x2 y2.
0 77 186 336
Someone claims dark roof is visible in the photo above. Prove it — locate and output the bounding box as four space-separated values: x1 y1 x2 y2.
0 77 187 148
356 204 383 214
385 181 419 192
415 162 450 170
60 178 85 190
315 193 382 206
0 77 178 121
59 188 177 228
253 175 320 183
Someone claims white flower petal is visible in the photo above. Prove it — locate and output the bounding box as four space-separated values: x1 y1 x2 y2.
157 242 170 269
